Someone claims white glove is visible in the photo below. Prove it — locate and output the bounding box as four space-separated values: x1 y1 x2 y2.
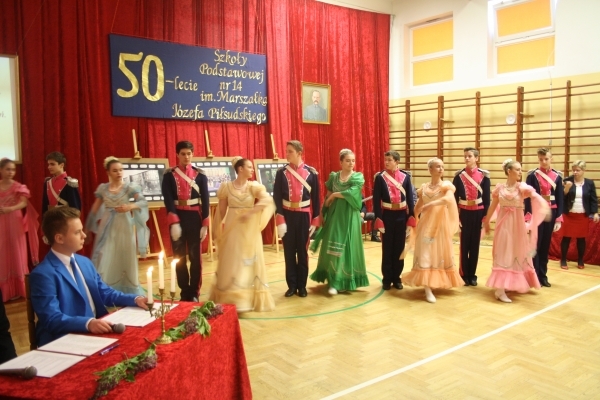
309 225 316 237
406 227 412 238
277 224 287 238
170 223 182 241
200 226 208 242
553 222 562 232
378 227 385 234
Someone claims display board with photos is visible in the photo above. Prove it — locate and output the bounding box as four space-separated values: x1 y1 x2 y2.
191 157 237 204
119 158 169 208
253 159 288 196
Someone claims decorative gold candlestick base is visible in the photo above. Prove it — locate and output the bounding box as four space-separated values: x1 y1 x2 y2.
146 288 175 345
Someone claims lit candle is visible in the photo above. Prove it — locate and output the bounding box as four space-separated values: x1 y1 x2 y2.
158 252 165 289
147 267 154 303
170 259 178 293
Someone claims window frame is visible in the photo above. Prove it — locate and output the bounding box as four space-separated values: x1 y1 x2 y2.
491 0 556 75
409 16 454 87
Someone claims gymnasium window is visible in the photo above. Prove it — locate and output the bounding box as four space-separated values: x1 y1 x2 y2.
410 17 453 86
492 0 555 74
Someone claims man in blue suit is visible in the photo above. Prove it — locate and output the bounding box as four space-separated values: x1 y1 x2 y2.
30 207 148 347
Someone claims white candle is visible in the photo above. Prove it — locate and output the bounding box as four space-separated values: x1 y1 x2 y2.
158 252 165 289
147 267 154 303
170 259 178 293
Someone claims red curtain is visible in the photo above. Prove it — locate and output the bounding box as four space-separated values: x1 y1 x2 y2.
0 0 390 258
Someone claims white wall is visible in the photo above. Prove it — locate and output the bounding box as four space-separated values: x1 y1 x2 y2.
390 0 600 100
317 0 393 14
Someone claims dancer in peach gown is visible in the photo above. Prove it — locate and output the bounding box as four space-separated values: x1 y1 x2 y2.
402 158 463 303
483 159 550 303
209 157 276 312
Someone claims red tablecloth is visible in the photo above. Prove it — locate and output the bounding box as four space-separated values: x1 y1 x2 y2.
0 303 252 399
550 219 600 266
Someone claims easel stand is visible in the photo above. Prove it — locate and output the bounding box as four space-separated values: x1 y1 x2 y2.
270 133 282 253
144 207 166 258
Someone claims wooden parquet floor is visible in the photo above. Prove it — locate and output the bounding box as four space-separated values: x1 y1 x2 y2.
5 239 600 399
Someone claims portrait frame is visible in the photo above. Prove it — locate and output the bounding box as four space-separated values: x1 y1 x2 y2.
192 157 237 204
253 159 288 196
301 82 331 125
118 158 169 208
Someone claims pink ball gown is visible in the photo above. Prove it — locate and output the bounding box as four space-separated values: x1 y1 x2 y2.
486 182 549 292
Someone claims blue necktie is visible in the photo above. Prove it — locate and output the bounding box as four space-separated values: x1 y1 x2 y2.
71 257 93 317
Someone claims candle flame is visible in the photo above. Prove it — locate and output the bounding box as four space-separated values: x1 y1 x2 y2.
159 251 164 259
148 266 153 272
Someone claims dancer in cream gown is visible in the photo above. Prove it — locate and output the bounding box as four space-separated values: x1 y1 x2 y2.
209 157 276 312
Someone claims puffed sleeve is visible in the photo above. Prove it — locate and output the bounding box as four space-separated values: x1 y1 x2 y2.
250 182 276 231
128 184 150 257
492 183 502 199
15 183 31 198
520 182 550 256
94 184 105 199
216 182 229 200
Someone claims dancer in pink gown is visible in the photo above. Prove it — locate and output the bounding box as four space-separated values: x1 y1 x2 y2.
0 158 39 302
484 159 549 303
402 158 463 303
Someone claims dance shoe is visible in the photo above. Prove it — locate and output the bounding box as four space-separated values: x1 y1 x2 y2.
494 290 512 303
328 287 338 295
424 287 436 303
285 288 297 297
392 282 403 290
577 265 585 269
298 288 308 297
382 283 391 290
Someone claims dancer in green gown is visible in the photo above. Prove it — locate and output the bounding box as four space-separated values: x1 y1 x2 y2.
310 149 369 295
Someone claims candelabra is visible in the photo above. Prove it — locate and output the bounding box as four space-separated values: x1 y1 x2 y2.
146 288 176 345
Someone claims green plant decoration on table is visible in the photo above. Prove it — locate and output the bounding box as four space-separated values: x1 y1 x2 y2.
90 302 224 399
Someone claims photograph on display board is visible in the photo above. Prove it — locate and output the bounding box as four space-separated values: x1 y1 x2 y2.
302 82 331 125
119 158 169 208
254 159 288 196
192 157 237 203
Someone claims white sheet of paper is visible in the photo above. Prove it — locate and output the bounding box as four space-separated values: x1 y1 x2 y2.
37 334 117 356
102 303 179 327
0 350 85 378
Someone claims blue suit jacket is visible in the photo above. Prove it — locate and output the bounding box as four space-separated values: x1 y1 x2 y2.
30 251 138 347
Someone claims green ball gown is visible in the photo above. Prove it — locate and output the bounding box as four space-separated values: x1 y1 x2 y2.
309 171 369 291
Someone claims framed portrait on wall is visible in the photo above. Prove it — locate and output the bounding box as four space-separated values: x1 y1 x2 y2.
302 82 331 125
253 159 288 196
192 157 237 204
119 158 169 208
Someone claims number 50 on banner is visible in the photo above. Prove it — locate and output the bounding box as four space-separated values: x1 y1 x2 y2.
116 52 164 102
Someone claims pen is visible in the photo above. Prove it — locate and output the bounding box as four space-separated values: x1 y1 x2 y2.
100 343 120 356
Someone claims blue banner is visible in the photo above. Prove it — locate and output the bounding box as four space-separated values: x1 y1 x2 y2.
109 34 267 124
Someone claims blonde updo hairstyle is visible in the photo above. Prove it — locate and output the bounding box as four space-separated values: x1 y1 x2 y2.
427 157 442 168
339 148 354 162
502 158 519 176
232 156 250 174
572 160 586 170
103 156 120 170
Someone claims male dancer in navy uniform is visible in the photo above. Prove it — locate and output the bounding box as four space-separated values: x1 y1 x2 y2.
525 147 563 287
161 141 210 301
42 152 81 214
274 140 320 298
373 151 416 290
453 147 490 286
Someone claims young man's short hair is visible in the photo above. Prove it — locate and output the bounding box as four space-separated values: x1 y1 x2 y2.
537 147 551 156
463 147 479 158
176 141 194 154
42 207 80 246
384 151 400 162
46 151 67 165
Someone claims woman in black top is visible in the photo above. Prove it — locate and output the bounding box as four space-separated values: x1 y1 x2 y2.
561 160 599 269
